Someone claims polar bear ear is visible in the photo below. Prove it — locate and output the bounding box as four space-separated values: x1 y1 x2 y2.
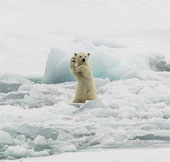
74 53 77 57
87 53 90 57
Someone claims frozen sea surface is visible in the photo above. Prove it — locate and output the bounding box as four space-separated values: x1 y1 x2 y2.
0 0 170 160
4 148 170 162
0 74 170 159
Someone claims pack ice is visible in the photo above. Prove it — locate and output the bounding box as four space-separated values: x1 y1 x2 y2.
1 71 170 159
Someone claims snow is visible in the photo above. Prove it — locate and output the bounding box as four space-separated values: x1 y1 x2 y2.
0 0 169 75
0 0 170 160
4 148 170 162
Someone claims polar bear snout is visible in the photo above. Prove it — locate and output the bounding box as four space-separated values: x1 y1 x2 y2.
82 58 86 62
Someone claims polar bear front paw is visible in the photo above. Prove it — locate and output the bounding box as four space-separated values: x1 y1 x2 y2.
70 56 76 68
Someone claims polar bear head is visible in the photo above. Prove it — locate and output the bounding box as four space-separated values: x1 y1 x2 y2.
74 52 90 66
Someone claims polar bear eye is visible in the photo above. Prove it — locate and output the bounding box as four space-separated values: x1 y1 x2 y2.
85 56 87 58
80 56 82 58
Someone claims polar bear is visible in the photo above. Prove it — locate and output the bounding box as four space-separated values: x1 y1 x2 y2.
70 52 97 103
